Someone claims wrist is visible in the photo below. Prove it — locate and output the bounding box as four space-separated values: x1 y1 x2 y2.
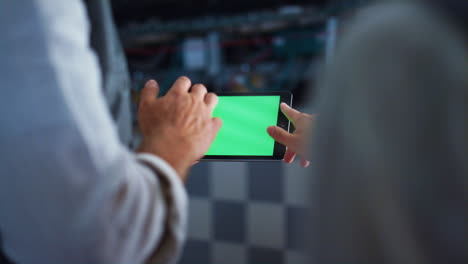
160 157 190 182
137 140 192 182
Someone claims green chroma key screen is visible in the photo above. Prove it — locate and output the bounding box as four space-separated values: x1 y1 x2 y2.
206 95 281 156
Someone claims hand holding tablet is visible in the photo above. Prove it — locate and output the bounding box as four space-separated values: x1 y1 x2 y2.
202 92 292 161
267 103 315 167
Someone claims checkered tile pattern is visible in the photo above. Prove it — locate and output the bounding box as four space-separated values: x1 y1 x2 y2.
180 162 310 264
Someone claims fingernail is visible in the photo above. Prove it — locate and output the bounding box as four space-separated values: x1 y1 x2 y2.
147 80 156 87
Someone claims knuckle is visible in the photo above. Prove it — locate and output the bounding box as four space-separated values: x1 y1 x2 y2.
297 114 309 123
172 87 185 95
172 90 183 97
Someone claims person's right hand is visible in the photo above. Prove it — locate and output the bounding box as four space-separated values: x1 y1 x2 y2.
267 103 315 168
137 77 222 181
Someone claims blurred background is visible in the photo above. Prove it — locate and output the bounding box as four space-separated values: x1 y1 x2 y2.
111 1 369 263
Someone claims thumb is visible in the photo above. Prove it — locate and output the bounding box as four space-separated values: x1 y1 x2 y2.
267 126 296 150
141 80 160 104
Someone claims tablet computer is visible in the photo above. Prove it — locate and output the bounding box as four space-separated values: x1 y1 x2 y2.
202 92 292 161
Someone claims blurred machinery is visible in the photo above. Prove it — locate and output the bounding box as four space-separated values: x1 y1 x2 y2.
112 0 368 136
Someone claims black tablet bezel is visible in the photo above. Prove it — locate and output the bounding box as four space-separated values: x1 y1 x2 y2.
202 92 292 161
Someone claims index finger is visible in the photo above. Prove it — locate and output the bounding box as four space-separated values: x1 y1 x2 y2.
280 103 302 125
168 76 192 95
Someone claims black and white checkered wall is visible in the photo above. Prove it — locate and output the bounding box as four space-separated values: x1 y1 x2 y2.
179 162 310 264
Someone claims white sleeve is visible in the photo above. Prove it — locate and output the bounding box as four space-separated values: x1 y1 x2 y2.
0 1 187 264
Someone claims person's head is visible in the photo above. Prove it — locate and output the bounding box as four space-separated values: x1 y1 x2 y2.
310 1 468 263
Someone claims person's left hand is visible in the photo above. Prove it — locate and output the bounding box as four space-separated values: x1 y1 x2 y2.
267 103 315 168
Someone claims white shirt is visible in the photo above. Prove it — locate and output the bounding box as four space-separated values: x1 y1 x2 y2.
0 1 187 263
